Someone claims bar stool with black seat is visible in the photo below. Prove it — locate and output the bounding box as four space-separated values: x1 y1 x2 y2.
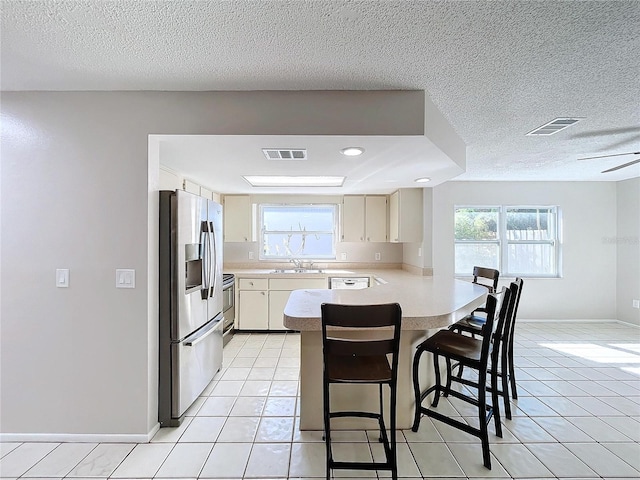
455 266 499 336
449 278 524 407
412 287 511 469
321 302 402 480
448 279 522 420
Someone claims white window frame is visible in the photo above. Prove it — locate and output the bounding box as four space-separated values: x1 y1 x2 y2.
454 205 561 278
259 204 338 260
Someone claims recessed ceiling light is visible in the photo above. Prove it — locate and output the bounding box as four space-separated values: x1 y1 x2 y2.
340 147 364 156
414 177 431 183
243 175 345 187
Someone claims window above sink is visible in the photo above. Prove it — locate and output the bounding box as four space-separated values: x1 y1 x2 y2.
259 204 337 260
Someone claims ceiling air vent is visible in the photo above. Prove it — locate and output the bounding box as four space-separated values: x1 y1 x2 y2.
262 148 307 160
526 118 582 136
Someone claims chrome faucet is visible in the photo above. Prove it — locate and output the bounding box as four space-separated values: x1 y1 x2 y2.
290 258 303 269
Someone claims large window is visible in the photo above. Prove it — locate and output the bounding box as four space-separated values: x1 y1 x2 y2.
259 204 337 260
455 206 559 277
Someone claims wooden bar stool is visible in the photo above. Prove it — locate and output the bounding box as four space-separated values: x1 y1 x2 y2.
321 302 402 480
412 287 512 469
450 278 524 407
471 266 500 293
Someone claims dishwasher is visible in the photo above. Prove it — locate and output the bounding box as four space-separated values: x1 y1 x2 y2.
329 277 370 289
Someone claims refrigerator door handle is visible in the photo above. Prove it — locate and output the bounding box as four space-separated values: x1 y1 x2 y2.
209 221 217 298
184 317 222 347
200 221 210 300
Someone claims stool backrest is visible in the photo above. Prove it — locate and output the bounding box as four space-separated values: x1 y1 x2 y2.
483 286 512 364
502 278 523 344
472 266 500 293
321 303 402 367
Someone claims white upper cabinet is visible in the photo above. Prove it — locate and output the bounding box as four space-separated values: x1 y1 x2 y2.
223 195 253 242
183 179 201 195
342 195 366 241
342 195 388 242
389 188 423 243
200 186 213 200
365 195 388 242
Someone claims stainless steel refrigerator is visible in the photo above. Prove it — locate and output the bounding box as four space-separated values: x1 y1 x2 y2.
159 189 224 426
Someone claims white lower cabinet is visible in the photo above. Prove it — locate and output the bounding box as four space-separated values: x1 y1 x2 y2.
238 290 268 330
237 278 269 330
268 290 292 330
238 276 328 331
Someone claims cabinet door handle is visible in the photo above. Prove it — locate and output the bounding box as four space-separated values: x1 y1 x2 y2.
261 291 265 295
249 281 254 286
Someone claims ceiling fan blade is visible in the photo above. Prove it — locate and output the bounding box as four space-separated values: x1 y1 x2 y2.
601 158 640 173
578 151 640 161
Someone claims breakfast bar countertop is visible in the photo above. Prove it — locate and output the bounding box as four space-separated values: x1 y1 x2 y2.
283 271 488 331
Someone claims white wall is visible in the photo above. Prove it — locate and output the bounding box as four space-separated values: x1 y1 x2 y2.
402 188 433 272
616 177 640 325
431 181 618 320
0 90 424 439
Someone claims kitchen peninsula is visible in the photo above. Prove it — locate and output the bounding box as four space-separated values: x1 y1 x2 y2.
283 272 487 430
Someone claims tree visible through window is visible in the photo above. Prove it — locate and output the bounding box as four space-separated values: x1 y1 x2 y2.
260 205 337 259
455 206 559 277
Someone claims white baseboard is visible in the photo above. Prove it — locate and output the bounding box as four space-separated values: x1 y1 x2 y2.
0 423 161 443
519 318 619 323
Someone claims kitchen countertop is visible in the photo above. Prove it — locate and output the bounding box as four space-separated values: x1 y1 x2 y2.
224 267 389 279
280 271 488 331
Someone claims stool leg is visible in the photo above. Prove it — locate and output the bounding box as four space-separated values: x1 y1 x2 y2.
323 379 331 480
478 368 492 470
412 348 424 431
378 383 384 442
500 347 512 420
491 361 502 438
431 354 442 408
508 335 518 399
390 382 398 480
444 358 452 397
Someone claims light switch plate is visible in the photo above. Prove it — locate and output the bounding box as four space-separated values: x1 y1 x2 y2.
116 269 135 288
56 269 69 288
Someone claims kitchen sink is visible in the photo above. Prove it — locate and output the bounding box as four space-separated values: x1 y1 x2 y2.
271 269 324 274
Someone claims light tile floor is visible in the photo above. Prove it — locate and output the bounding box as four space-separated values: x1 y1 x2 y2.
2 321 640 479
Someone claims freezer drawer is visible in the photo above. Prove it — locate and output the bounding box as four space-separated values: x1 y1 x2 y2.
329 277 370 289
171 315 223 419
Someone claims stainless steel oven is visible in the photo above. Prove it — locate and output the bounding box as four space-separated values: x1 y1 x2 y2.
222 274 235 345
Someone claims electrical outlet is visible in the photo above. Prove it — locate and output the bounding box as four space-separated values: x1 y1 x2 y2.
375 252 381 261
248 251 254 260
633 299 640 309
418 247 422 257
340 252 347 261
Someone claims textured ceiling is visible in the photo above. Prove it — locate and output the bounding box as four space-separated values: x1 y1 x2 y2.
2 0 639 184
